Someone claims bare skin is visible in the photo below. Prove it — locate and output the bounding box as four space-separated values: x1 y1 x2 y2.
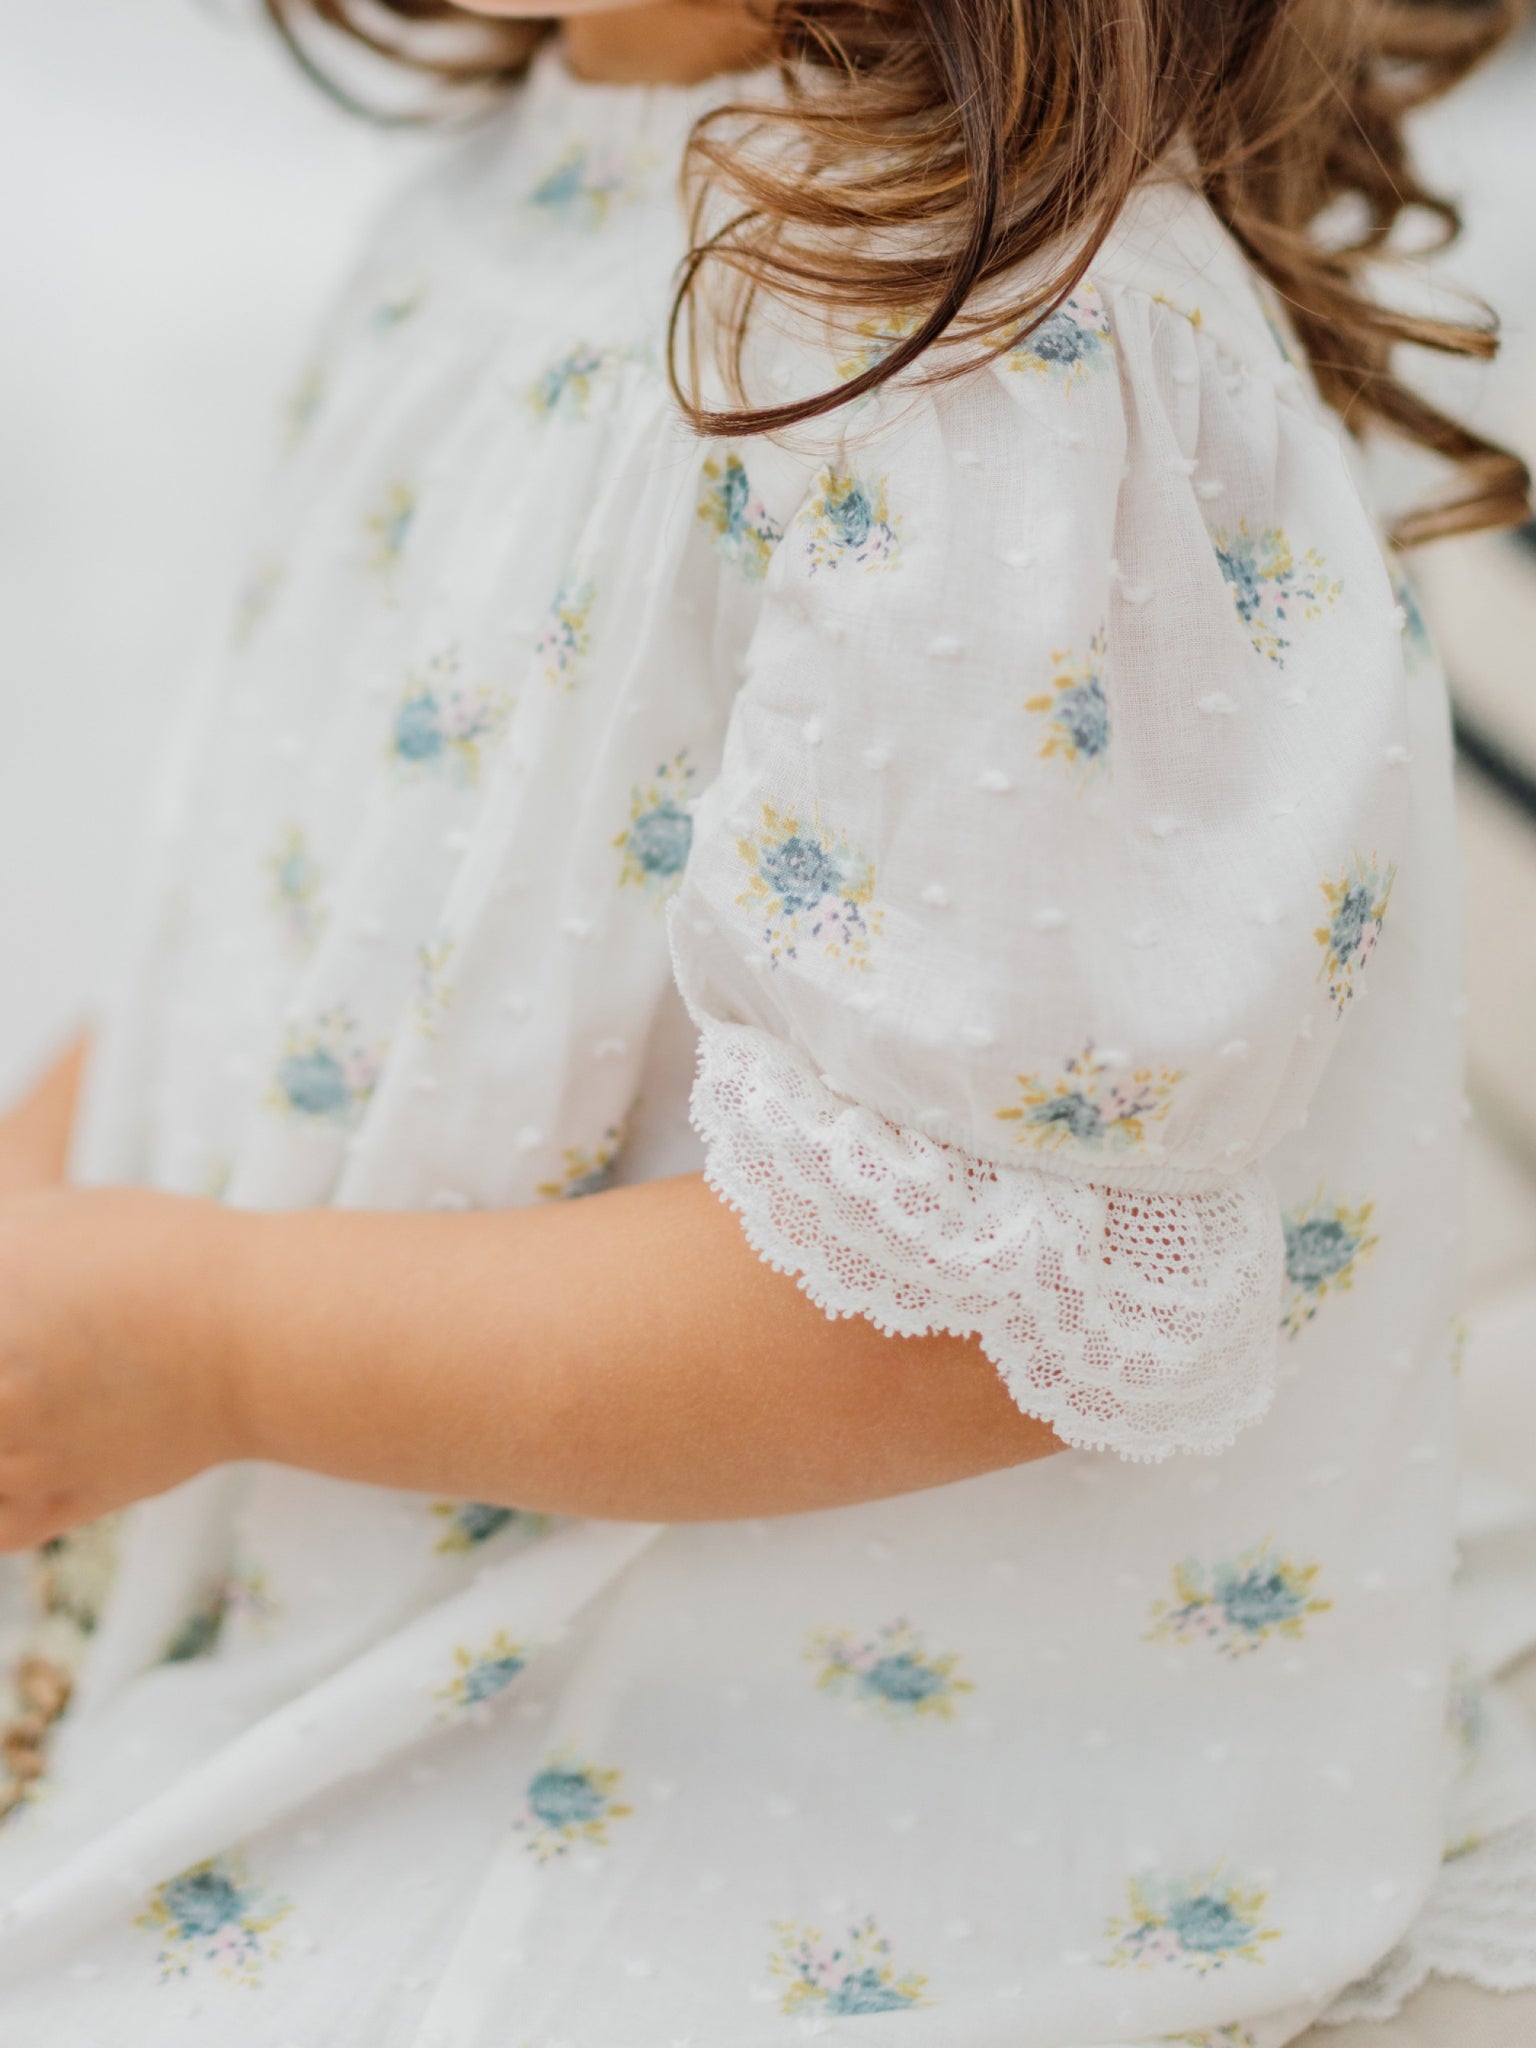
0 0 1064 1554
454 0 776 88
0 1037 86 1202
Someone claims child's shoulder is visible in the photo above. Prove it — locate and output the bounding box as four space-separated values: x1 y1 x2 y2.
1085 175 1304 379
766 174 1318 482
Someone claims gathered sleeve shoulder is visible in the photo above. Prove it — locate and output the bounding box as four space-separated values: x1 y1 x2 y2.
669 263 1412 1461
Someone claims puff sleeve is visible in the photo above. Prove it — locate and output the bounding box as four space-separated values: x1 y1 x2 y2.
668 277 1411 1461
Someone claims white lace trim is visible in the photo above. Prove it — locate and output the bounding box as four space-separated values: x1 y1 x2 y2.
1321 1819 1536 2024
689 1017 1284 1462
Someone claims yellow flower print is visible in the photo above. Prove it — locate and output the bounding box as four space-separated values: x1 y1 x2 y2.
135 1853 292 1987
616 752 695 897
268 1008 385 1131
1146 1539 1331 1659
1280 1186 1379 1334
435 1629 531 1716
536 573 596 689
526 143 654 228
998 283 1114 388
512 1750 632 1861
387 650 515 789
1315 853 1395 1011
697 454 783 580
1212 520 1341 665
1024 629 1110 780
537 1126 624 1201
526 341 648 421
833 309 924 383
429 1501 550 1554
36 1518 123 1637
415 933 457 1038
996 1044 1180 1155
801 465 901 574
807 1620 973 1721
267 825 326 957
365 481 417 583
770 1916 929 2016
1103 1866 1281 1974
1152 291 1204 330
736 801 883 969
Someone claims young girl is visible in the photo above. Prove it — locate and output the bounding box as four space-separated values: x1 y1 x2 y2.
1 0 1533 2041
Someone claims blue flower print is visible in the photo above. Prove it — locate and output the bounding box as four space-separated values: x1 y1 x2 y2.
536 574 596 689
1001 283 1114 388
1315 853 1396 1011
736 801 883 968
526 341 646 421
616 753 695 897
1146 1541 1331 1659
527 144 651 228
436 1628 530 1715
1103 1868 1281 1974
278 1053 349 1120
697 453 784 580
369 284 425 335
162 1562 279 1663
1025 629 1111 779
436 1502 511 1549
513 1750 632 1860
808 1620 973 1721
365 481 417 583
386 651 514 789
996 1044 1181 1156
1280 1187 1379 1334
162 1586 227 1664
269 1009 385 1131
833 310 923 383
770 1917 929 2016
1211 520 1341 664
802 465 901 573
135 1853 292 1987
538 1126 624 1201
267 826 326 957
430 1501 551 1555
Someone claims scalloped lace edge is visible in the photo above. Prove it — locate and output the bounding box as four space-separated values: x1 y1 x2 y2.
689 1015 1283 1464
1320 1816 1536 2024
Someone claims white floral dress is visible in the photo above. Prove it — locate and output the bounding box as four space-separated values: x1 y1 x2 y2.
3 45 1536 2048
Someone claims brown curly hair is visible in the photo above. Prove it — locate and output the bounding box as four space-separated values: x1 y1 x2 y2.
265 0 1531 544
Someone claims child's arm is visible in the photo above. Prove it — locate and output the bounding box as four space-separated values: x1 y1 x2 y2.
0 1178 1064 1548
0 1036 85 1201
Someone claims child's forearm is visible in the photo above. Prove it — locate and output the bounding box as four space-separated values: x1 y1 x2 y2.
219 1175 1063 1521
0 1034 87 1199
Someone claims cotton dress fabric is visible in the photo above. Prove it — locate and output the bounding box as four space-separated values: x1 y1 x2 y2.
3 45 1535 2048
